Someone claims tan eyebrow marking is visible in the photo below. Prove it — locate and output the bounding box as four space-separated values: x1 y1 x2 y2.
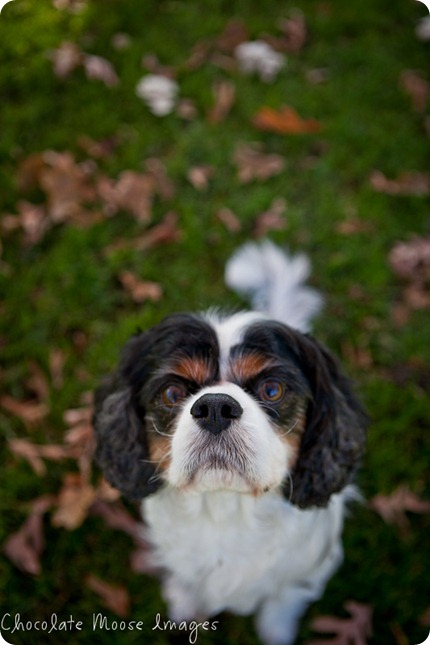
228 353 278 382
169 357 214 384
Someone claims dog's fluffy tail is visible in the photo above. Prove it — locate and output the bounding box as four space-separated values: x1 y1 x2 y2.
225 240 323 333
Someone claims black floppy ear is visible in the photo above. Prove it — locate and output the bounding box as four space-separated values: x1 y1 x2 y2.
284 334 368 509
93 333 162 501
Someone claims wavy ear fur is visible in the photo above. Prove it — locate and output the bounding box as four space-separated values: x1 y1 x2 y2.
283 332 368 509
93 332 161 500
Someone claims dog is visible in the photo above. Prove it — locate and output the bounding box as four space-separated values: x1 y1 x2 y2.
93 241 367 645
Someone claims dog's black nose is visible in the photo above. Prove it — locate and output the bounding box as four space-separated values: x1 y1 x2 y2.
190 393 243 435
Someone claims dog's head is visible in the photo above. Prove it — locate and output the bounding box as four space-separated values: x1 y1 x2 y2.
94 312 367 508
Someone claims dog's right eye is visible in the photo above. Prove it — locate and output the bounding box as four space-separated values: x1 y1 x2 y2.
162 384 187 407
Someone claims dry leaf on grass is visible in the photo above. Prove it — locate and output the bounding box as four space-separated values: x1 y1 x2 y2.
252 105 321 134
49 348 66 390
233 143 285 183
253 197 287 238
83 55 119 87
1 202 50 246
216 19 249 53
187 165 214 191
40 151 97 223
389 237 430 283
8 438 75 476
369 485 430 532
207 80 236 123
400 70 429 114
336 218 374 236
131 211 181 250
3 496 55 575
389 237 430 324
97 170 154 222
216 208 241 233
27 362 50 403
51 473 96 530
307 601 373 645
370 170 430 196
50 41 83 78
278 11 307 54
1 396 48 428
119 272 163 303
90 500 144 543
145 157 176 201
51 41 119 87
86 575 130 618
104 211 181 254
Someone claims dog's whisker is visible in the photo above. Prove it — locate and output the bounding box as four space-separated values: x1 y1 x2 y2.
279 419 299 438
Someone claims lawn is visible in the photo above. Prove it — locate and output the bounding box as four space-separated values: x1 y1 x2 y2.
1 0 430 644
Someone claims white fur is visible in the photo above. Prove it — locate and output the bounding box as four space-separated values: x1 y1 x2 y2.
224 240 323 332
143 486 351 645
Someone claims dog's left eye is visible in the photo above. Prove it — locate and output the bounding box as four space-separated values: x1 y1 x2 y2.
162 384 187 407
257 379 285 403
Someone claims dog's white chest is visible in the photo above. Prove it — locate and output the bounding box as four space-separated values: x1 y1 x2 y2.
142 488 345 618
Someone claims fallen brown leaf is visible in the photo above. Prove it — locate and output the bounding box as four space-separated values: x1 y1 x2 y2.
1 202 50 246
27 361 50 403
40 151 97 223
369 485 430 532
216 19 249 53
216 207 241 233
104 211 181 254
83 54 119 87
119 271 163 303
370 170 430 196
97 171 154 222
3 496 54 575
400 69 430 113
252 105 322 135
187 165 214 191
50 41 83 79
307 601 373 645
389 237 430 283
145 157 176 201
336 218 374 236
134 211 181 250
278 10 307 53
77 135 120 160
51 473 96 530
233 143 285 183
207 80 236 124
8 438 74 476
86 575 130 618
1 396 48 428
49 348 66 389
253 197 287 238
90 499 143 543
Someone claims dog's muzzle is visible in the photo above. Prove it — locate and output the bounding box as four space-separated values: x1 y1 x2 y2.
190 393 243 435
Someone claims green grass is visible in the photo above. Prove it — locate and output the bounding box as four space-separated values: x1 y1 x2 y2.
1 0 430 643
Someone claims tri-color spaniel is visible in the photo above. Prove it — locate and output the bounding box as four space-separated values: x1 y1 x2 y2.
94 241 367 645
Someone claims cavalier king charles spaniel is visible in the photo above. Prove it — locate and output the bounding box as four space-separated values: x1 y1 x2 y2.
93 241 367 645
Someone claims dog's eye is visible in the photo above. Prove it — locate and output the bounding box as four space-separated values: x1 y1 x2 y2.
258 379 285 403
162 384 187 407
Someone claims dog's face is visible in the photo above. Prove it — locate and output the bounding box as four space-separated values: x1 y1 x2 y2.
94 312 367 508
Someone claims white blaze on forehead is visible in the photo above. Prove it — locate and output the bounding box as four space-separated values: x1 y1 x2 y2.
203 310 266 378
